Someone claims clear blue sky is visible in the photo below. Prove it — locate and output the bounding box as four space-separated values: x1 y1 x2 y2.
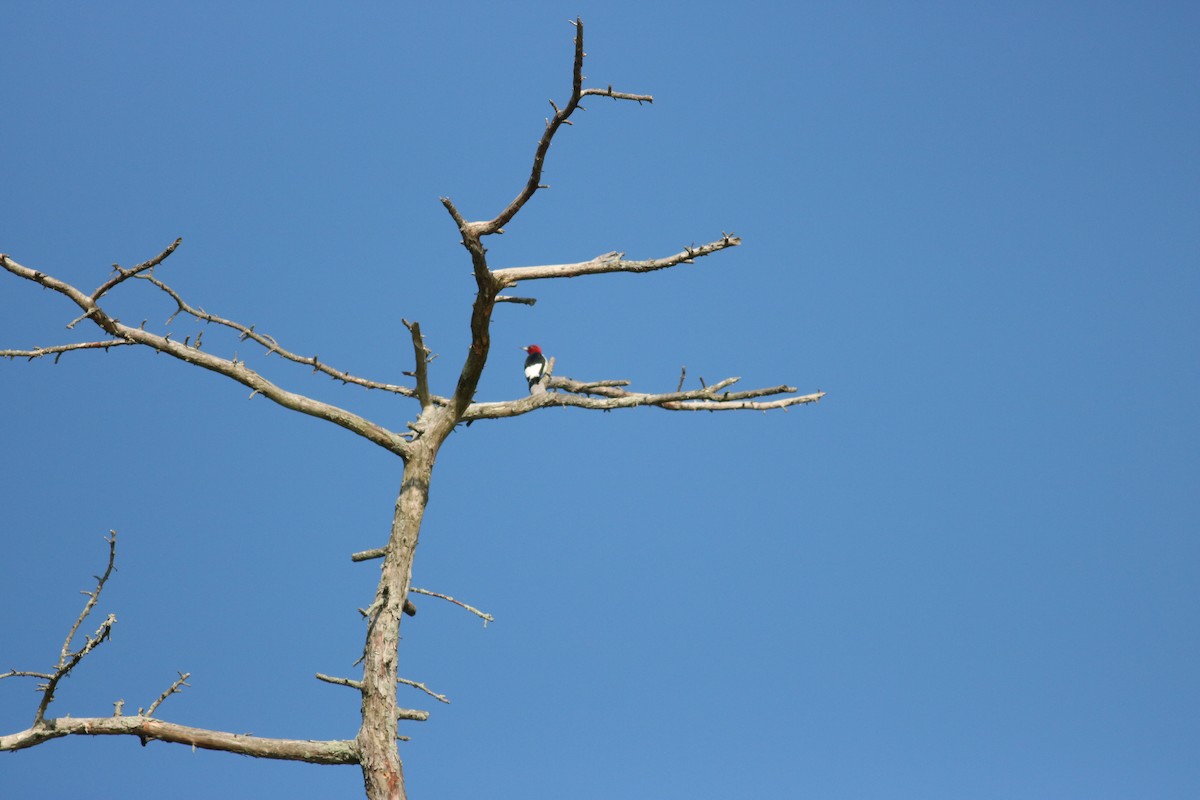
3 2 1198 798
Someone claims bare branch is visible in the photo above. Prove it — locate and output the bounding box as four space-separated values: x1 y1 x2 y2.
0 533 356 766
91 237 182 300
410 587 494 625
1 340 135 362
3 20 820 800
0 670 54 681
461 374 824 422
65 307 99 330
663 395 826 410
316 673 364 690
144 672 190 717
59 532 117 664
439 196 468 231
18 532 121 725
0 716 358 763
0 254 413 460
581 85 653 103
476 17 584 235
402 319 432 409
396 708 430 722
447 18 651 240
569 378 631 392
397 677 450 705
492 234 740 286
351 547 387 563
137 272 427 401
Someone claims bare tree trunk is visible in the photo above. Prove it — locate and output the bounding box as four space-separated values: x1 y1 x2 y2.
1 20 822 799
358 449 434 800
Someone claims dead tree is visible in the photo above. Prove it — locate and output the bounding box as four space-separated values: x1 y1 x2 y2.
0 19 822 800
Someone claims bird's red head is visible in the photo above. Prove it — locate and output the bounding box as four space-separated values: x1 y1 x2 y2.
522 344 542 355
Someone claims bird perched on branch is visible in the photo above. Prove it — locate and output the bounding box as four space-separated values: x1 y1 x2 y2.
522 344 548 394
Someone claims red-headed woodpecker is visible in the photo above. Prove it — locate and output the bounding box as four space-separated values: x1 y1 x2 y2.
522 344 547 394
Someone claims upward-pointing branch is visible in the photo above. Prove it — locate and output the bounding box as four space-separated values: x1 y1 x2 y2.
435 19 655 418
480 18 652 236
449 18 653 241
402 319 432 409
91 238 182 300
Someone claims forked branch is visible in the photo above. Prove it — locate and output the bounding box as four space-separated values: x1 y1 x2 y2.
478 18 652 237
91 237 182 300
0 252 413 460
0 534 361 765
2 17 821 800
0 532 121 726
137 272 427 401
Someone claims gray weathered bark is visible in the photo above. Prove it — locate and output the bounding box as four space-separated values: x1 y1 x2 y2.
1 19 822 800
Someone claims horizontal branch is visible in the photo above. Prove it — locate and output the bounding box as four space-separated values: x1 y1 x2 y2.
461 374 823 421
581 85 653 103
0 716 358 764
316 672 362 690
1 340 136 362
0 669 53 680
0 534 351 764
396 708 430 722
492 235 740 286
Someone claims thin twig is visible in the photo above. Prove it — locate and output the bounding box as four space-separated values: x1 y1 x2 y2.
0 253 414 460
60 532 116 665
410 587 494 625
28 532 119 725
144 672 190 717
448 18 652 239
136 272 428 401
1 340 135 362
397 677 450 705
91 237 182 300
